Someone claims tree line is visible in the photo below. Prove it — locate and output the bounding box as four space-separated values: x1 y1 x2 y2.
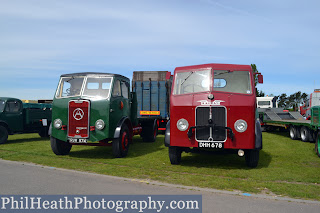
274 92 308 111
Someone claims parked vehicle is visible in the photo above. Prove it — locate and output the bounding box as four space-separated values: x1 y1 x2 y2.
164 63 263 168
261 104 320 157
0 97 52 144
132 71 172 139
257 97 278 109
50 72 170 157
299 89 320 119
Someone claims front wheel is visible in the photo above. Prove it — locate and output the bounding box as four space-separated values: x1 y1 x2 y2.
112 125 131 158
315 133 320 157
0 126 9 144
50 137 72 155
245 149 259 168
169 146 182 165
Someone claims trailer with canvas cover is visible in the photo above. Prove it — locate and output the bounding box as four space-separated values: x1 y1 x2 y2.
0 97 52 144
164 63 264 168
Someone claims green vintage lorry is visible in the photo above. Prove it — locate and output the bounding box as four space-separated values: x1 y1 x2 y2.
0 97 52 144
50 72 158 157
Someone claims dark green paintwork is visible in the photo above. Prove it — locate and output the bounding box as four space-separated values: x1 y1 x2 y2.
0 97 51 134
311 106 320 126
51 74 137 143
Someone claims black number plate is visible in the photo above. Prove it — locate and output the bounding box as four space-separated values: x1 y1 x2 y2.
68 138 87 143
198 142 224 149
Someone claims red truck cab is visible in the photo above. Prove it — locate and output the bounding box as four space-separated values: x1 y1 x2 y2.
165 63 263 167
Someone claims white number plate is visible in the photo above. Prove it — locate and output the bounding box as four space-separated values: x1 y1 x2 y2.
68 138 87 143
198 142 224 149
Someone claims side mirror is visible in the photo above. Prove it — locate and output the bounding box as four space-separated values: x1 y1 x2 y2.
258 74 263 84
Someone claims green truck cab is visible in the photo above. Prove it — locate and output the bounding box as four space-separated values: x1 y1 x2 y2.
50 72 150 157
0 97 52 144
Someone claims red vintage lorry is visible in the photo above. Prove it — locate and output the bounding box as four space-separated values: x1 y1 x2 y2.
164 63 263 167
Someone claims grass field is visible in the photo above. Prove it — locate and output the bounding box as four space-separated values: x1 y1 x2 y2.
0 132 320 200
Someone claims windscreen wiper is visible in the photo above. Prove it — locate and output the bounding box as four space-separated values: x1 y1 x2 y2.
180 71 194 86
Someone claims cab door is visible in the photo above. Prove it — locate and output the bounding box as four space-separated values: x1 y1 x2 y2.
4 100 23 132
109 79 127 134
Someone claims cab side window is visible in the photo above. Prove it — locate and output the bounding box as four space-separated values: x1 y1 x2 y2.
121 81 129 99
5 101 21 112
112 80 121 97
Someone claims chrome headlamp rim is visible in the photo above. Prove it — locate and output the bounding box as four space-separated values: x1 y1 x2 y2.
53 119 62 129
177 118 189 131
95 119 105 130
234 119 247 133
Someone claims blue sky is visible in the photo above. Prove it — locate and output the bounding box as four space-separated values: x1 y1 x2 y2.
0 0 319 100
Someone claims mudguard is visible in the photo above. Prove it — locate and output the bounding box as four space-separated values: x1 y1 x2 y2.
48 123 52 136
255 118 263 150
164 120 170 147
114 117 133 139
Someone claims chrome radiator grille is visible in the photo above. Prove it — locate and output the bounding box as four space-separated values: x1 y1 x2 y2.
195 106 226 142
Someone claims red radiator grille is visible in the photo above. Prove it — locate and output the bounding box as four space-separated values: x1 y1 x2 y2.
68 100 90 138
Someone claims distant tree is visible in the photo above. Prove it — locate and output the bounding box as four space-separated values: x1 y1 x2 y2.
276 92 309 110
251 64 264 97
275 93 287 108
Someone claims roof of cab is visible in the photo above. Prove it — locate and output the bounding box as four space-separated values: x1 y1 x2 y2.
60 72 129 81
174 63 252 72
0 97 21 101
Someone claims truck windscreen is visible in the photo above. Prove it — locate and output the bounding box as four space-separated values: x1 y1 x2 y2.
173 69 211 95
82 77 112 99
0 100 5 112
213 70 252 94
56 77 85 98
173 70 252 95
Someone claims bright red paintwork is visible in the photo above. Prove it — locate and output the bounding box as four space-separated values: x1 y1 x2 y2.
68 100 90 138
170 63 256 149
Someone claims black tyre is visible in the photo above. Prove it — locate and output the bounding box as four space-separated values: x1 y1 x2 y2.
245 149 259 168
300 126 311 142
142 122 158 142
39 128 49 138
169 146 182 165
0 126 9 144
315 133 320 158
50 137 72 155
289 126 299 140
112 125 131 158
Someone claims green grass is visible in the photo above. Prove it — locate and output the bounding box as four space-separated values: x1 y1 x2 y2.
1 132 320 200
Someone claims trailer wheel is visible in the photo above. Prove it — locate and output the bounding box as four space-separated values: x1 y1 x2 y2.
112 125 130 158
0 126 9 144
169 146 182 165
142 122 158 142
50 137 72 155
39 128 49 138
289 126 299 140
300 126 310 142
245 149 259 168
316 133 320 157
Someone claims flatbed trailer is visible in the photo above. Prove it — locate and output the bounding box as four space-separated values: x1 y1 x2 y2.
262 106 320 157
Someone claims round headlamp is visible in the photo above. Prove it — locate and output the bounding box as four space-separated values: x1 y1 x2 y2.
95 119 105 130
53 119 62 129
177 118 189 131
234 119 247 133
